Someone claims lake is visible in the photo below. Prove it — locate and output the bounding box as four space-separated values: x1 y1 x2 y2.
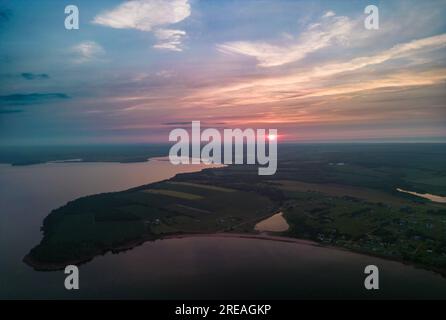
1 159 446 299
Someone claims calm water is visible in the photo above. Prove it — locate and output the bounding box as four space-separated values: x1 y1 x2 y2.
1 160 446 299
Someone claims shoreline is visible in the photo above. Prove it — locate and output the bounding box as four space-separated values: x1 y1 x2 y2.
22 159 225 271
2 156 166 168
18 154 446 277
162 232 446 278
23 230 446 277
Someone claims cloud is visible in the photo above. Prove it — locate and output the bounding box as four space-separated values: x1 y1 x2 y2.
322 11 336 18
163 121 192 125
0 93 70 106
217 13 355 67
92 0 191 52
0 109 22 114
0 7 12 25
156 70 176 78
21 73 50 80
300 69 446 100
153 28 186 51
305 33 446 79
92 0 190 31
71 41 105 63
196 33 446 107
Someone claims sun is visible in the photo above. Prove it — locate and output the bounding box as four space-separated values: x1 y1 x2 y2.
267 133 277 141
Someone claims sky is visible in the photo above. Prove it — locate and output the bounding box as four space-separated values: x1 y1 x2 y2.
0 0 445 145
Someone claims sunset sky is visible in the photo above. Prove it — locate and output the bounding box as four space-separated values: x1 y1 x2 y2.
0 0 445 145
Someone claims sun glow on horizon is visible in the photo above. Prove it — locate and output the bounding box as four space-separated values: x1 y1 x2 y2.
267 133 277 141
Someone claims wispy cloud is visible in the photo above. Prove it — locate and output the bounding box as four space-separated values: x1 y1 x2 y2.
71 41 105 63
196 33 446 107
0 109 22 114
301 69 446 100
217 12 355 67
21 73 50 80
92 0 191 52
0 93 70 106
153 28 187 51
